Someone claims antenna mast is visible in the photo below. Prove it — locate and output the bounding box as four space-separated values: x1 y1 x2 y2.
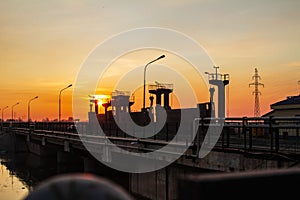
249 68 264 117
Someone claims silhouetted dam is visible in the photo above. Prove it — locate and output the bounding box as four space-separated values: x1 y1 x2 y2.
1 116 300 199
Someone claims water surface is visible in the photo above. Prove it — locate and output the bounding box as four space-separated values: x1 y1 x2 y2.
0 156 30 200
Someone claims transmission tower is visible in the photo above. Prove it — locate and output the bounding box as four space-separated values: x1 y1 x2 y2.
249 68 264 117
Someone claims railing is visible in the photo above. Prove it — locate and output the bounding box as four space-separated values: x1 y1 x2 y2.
223 117 300 154
2 116 300 156
148 83 173 91
207 73 230 82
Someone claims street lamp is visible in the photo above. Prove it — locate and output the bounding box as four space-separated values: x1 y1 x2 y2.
1 106 8 130
59 84 72 122
12 102 20 121
28 96 38 122
142 55 165 112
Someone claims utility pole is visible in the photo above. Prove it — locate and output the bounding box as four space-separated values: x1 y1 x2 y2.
142 55 165 112
249 68 264 117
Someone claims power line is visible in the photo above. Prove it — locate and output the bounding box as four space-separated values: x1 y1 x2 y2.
249 68 264 117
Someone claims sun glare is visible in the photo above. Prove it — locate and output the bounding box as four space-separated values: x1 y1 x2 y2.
94 95 111 105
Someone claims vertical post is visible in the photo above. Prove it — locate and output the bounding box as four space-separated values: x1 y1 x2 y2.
28 96 38 123
200 118 205 151
142 55 165 112
195 118 200 155
242 117 247 150
165 166 169 200
11 102 20 122
59 84 72 122
59 91 61 122
143 66 147 111
296 123 299 152
166 122 169 141
269 116 273 152
226 126 230 148
275 125 279 152
1 106 8 131
238 122 241 138
221 125 225 148
249 127 252 150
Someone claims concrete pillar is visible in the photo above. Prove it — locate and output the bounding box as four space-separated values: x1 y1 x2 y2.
27 141 56 157
130 167 171 200
163 92 171 109
156 93 162 105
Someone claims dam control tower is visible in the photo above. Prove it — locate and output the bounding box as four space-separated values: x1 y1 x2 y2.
205 66 230 119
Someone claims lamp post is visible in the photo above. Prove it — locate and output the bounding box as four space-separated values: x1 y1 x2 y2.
59 84 72 122
142 55 165 112
28 96 38 122
1 106 8 130
12 102 20 121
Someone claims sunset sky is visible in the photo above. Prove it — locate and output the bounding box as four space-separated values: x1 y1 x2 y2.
0 0 299 121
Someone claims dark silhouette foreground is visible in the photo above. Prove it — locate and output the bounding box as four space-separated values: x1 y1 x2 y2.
24 173 133 200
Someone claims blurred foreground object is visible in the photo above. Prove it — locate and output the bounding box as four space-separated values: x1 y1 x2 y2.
24 173 133 200
178 167 300 199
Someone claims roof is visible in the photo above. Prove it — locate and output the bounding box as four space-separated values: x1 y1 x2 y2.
261 110 274 117
271 95 300 106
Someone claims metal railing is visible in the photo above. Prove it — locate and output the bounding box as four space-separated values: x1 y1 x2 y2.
2 116 300 156
193 116 300 155
148 82 173 91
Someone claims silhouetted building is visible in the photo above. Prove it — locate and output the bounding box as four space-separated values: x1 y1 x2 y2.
148 82 173 110
111 90 134 122
262 94 300 117
262 94 300 138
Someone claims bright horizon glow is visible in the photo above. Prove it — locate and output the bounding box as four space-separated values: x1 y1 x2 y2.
0 1 299 121
93 94 111 113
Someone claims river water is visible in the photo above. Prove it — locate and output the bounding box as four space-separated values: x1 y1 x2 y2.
0 151 133 200
0 152 85 200
0 154 30 200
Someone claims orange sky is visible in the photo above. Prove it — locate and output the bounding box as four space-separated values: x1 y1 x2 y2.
0 0 299 121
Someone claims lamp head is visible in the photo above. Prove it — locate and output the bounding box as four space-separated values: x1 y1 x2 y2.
158 55 165 59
